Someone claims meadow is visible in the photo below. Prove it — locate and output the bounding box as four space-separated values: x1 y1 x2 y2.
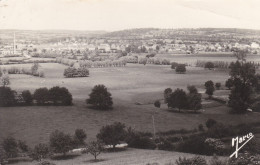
1 60 260 147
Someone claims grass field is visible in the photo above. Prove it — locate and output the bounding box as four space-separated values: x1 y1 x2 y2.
1 62 260 148
14 148 227 165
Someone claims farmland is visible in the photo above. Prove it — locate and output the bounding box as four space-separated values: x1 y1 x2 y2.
1 56 260 149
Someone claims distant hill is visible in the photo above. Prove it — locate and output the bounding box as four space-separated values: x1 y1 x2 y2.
0 29 107 43
102 28 260 41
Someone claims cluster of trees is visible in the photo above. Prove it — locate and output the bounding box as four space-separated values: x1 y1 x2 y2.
171 63 187 74
137 57 171 65
2 63 44 78
227 61 260 113
78 59 127 68
56 57 75 67
63 67 89 78
164 86 202 112
1 129 88 162
0 86 72 107
196 60 230 69
34 86 72 105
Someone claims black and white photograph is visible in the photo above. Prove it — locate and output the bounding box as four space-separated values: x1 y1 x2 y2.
0 0 260 164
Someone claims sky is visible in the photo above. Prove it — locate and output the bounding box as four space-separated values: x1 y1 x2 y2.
1 0 260 31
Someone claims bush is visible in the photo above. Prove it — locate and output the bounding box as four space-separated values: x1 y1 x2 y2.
97 122 126 149
21 90 33 105
18 140 29 152
171 62 178 69
31 143 50 161
157 138 174 151
48 86 72 105
73 129 87 147
209 155 227 165
34 88 49 105
176 156 207 165
126 130 156 150
176 64 186 74
205 62 215 70
2 137 18 158
206 119 217 129
63 67 77 78
77 67 89 77
154 100 161 108
215 83 221 90
0 86 16 106
176 134 206 155
86 84 113 110
49 130 73 155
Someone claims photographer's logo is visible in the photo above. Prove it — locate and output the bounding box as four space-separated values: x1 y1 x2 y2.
230 132 254 158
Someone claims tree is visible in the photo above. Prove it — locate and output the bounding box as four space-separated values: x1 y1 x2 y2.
175 64 186 74
97 122 126 149
188 93 202 112
205 80 215 98
0 86 16 107
228 61 257 113
0 67 2 77
225 78 233 90
86 84 113 109
215 83 221 90
49 130 73 155
73 129 87 147
33 88 49 105
167 88 188 112
233 49 247 62
204 62 214 70
77 67 89 77
21 90 33 105
1 74 10 87
31 143 50 162
154 100 161 108
86 141 104 161
187 86 202 112
48 86 72 105
164 88 172 104
31 63 39 75
2 137 18 158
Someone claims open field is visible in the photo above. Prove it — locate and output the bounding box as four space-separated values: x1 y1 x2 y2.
1 62 260 148
14 148 227 165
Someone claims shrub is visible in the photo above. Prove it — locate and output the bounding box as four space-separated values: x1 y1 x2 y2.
215 83 221 90
205 62 215 70
171 62 178 69
176 156 207 165
86 84 113 110
206 119 217 129
31 143 50 161
176 64 186 74
154 100 161 108
49 130 73 155
176 134 206 155
21 90 33 105
97 122 126 149
2 137 18 158
126 131 156 150
18 140 29 152
0 86 16 107
209 155 227 165
63 67 77 78
157 138 174 151
34 88 49 105
198 124 205 132
73 129 87 148
204 138 226 155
